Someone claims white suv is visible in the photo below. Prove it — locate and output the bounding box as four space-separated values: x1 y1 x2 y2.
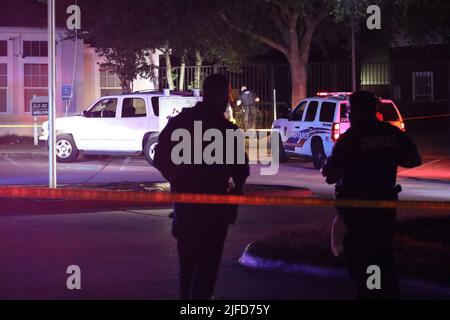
272 92 405 169
40 92 202 164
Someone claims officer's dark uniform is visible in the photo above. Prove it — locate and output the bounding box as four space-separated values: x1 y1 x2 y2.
238 89 258 130
154 100 249 300
323 95 421 299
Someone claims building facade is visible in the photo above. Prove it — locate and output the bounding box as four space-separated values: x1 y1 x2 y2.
0 26 159 137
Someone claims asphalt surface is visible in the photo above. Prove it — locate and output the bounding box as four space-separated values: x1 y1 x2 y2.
1 149 450 299
1 199 448 300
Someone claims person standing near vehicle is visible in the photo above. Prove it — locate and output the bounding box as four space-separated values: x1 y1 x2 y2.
153 74 249 300
237 86 260 130
322 91 421 299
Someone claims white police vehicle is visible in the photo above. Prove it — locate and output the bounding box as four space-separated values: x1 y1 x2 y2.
39 92 202 164
272 92 405 169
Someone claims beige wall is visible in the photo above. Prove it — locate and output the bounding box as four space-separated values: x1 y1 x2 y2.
0 27 160 137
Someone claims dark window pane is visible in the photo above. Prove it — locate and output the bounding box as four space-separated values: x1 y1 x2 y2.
40 41 48 57
23 41 31 57
40 64 48 75
0 41 7 56
0 76 7 87
0 89 6 112
304 101 318 122
151 97 159 116
319 102 336 122
289 101 307 121
0 63 6 74
23 41 48 57
40 75 48 87
340 104 350 122
31 41 40 56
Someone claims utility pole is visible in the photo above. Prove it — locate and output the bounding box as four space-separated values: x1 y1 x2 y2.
351 0 357 92
351 20 357 92
48 0 57 188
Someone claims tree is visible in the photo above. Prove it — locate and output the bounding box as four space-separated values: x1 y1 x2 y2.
97 47 155 93
220 0 335 106
79 0 158 93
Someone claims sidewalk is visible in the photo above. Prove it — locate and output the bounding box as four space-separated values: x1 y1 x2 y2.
398 159 450 183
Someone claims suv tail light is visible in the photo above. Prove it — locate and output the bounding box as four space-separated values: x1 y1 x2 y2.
332 123 340 142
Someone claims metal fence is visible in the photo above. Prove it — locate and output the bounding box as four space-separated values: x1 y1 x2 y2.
159 61 450 130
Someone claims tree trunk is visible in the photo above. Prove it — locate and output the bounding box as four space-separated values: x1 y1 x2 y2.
288 53 308 107
164 47 175 90
179 54 186 91
121 79 132 93
194 49 203 89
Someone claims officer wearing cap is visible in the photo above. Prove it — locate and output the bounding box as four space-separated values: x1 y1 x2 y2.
237 86 260 130
322 91 421 299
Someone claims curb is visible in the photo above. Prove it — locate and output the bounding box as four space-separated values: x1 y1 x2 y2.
239 243 450 298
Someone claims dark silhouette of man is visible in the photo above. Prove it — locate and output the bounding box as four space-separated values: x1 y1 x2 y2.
322 91 421 299
154 74 249 300
237 86 260 130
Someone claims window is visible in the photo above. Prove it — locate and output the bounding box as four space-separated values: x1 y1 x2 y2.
0 64 7 112
151 97 159 116
319 102 337 123
289 101 307 121
304 101 319 122
24 64 48 112
0 41 7 56
412 71 433 101
86 98 118 118
122 98 146 118
23 41 47 57
340 103 350 122
377 103 400 122
100 67 122 96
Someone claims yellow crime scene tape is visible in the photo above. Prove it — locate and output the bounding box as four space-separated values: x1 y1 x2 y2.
0 186 450 212
403 113 450 121
0 124 42 128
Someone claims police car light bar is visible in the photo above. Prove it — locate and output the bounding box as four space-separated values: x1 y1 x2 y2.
317 92 353 97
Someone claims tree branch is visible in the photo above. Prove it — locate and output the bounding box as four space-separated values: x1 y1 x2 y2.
220 13 289 56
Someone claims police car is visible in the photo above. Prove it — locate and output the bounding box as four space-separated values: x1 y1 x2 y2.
272 92 405 169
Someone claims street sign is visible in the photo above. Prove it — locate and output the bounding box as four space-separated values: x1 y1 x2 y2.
62 84 72 101
31 96 49 116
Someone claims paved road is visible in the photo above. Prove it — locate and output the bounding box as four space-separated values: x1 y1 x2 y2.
1 200 447 299
1 151 450 299
1 151 450 202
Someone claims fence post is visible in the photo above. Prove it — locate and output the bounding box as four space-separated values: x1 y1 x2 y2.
273 89 277 121
448 61 450 142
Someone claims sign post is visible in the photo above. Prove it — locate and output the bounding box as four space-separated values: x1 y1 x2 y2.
48 0 57 189
30 96 49 146
62 84 72 117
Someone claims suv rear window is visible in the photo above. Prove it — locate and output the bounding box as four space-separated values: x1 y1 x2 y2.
340 103 350 122
151 97 159 116
319 102 336 122
377 103 400 122
304 101 318 122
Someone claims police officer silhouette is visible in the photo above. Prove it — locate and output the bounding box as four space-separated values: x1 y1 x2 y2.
154 74 249 300
322 91 421 299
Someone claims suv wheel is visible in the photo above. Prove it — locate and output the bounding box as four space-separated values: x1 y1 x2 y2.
56 134 79 163
144 136 159 166
271 131 289 163
311 139 326 170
